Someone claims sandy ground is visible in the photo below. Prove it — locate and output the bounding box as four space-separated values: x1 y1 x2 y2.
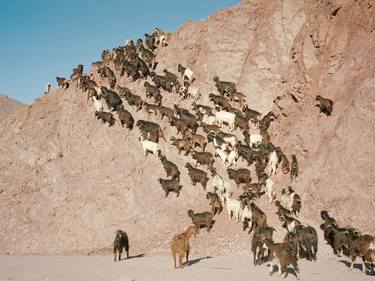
0 255 374 281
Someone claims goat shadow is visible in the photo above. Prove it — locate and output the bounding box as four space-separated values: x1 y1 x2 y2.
119 253 145 261
186 256 212 267
339 260 375 276
268 264 299 278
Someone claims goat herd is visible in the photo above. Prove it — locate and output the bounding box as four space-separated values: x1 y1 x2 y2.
47 27 372 279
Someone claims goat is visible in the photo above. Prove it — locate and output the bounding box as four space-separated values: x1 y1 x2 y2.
294 224 318 261
184 131 207 151
259 111 276 131
215 111 236 131
56 77 69 89
92 96 104 112
187 209 215 232
213 76 236 96
191 151 214 169
251 226 276 265
158 105 174 121
158 151 180 180
180 82 201 102
224 193 242 223
139 136 159 156
206 192 223 215
149 72 172 92
142 101 159 118
215 148 238 168
243 105 261 125
349 234 375 273
44 82 52 95
170 136 192 155
267 150 279 177
248 133 263 148
174 105 199 133
159 178 182 197
281 215 301 234
185 163 209 190
192 102 214 116
136 39 156 69
316 95 333 116
95 111 115 127
137 120 166 142
263 237 300 280
170 117 189 137
210 168 233 199
144 81 161 102
265 178 275 203
208 93 230 109
117 108 134 130
113 230 129 262
97 86 123 112
177 64 194 82
171 225 199 268
248 202 267 233
290 154 298 182
227 168 251 188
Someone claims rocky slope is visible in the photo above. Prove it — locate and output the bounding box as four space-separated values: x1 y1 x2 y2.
0 0 374 256
0 94 26 119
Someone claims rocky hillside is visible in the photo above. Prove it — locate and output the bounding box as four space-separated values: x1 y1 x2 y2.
0 94 26 119
0 0 374 256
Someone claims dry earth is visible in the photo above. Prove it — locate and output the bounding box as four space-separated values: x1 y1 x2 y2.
0 2 374 280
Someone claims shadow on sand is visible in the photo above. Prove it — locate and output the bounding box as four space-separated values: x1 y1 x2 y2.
186 256 212 267
268 264 299 279
339 260 375 276
119 253 145 261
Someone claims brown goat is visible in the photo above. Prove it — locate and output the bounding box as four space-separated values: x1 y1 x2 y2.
316 95 333 116
227 168 251 188
206 192 223 215
171 225 199 268
290 154 298 182
185 163 209 190
249 202 267 233
349 234 375 273
263 237 300 280
187 209 215 232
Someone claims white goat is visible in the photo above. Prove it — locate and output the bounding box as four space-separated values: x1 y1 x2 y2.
183 68 194 82
267 150 279 177
225 193 242 223
249 133 262 148
139 137 159 156
92 96 104 112
241 204 252 223
211 171 233 201
265 178 275 203
280 187 295 210
202 114 216 125
181 83 201 102
215 111 236 131
215 148 238 168
217 132 236 147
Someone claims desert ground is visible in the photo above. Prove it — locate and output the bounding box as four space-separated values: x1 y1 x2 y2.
0 255 374 281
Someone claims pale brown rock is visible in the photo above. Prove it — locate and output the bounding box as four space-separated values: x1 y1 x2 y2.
0 0 374 256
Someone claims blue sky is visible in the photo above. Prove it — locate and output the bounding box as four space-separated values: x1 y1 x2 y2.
0 0 239 104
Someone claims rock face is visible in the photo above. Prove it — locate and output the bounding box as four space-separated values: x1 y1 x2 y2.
0 94 26 119
0 0 374 255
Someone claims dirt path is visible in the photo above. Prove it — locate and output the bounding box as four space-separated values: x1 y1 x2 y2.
0 255 373 281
